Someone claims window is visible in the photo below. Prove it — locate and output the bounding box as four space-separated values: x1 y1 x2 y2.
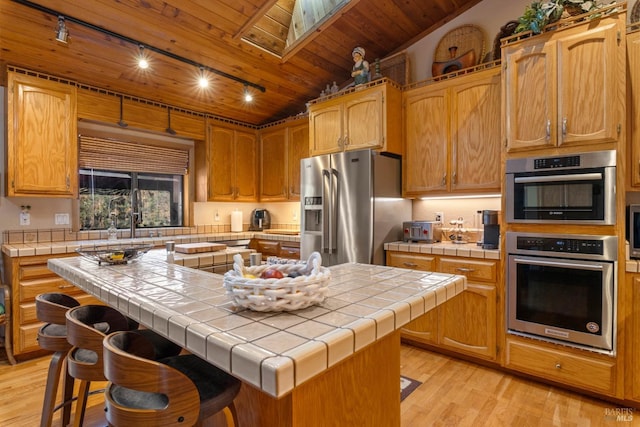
79 169 183 230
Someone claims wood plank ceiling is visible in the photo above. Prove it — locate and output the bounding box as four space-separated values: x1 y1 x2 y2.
0 0 483 126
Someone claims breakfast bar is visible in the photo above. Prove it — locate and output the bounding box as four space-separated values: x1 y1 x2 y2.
48 252 466 426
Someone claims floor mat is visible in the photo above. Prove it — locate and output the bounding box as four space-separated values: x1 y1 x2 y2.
400 375 422 401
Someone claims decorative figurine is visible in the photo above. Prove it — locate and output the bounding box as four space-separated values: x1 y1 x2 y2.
351 47 370 85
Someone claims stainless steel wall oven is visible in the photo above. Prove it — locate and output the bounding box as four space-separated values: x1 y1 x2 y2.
506 232 617 353
505 150 616 224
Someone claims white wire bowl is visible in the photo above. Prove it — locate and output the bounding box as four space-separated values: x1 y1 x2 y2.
223 252 330 312
75 243 153 265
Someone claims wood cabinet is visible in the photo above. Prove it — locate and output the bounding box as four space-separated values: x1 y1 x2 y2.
502 14 625 153
628 29 640 187
259 118 309 201
505 337 617 396
386 251 499 361
403 67 501 197
3 254 102 359
626 274 640 402
207 123 257 201
248 238 300 259
308 80 402 156
7 72 78 197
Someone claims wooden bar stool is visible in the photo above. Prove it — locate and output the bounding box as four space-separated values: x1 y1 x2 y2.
103 330 241 427
36 293 81 427
66 305 182 427
0 284 17 365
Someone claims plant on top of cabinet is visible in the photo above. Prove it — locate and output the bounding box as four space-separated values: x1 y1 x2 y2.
502 9 625 152
7 71 78 197
307 79 401 156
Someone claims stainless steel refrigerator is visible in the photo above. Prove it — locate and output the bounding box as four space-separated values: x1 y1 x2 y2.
300 149 411 266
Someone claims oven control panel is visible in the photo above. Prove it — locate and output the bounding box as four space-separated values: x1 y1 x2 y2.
516 236 603 255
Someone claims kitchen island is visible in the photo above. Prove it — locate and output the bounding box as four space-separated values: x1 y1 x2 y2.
48 252 466 426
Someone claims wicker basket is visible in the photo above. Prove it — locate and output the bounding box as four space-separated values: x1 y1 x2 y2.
223 252 330 312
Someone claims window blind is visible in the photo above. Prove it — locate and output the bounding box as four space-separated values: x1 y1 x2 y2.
79 135 189 175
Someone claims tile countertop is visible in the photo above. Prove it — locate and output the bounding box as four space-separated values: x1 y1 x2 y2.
384 241 501 260
48 252 466 398
1 231 299 258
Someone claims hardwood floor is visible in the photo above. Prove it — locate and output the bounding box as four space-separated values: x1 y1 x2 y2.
0 345 632 426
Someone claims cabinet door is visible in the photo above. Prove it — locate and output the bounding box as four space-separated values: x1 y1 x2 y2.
450 70 501 193
235 130 257 201
260 128 287 201
438 282 497 360
557 20 621 147
386 252 436 271
401 310 438 345
8 73 77 197
309 103 342 156
503 38 557 152
288 123 309 200
403 86 449 195
209 126 235 201
343 87 383 151
629 31 640 187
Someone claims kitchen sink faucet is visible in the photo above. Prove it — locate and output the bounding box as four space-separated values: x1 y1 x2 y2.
130 188 142 238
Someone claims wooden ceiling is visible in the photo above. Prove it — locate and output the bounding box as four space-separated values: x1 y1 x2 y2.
0 0 483 126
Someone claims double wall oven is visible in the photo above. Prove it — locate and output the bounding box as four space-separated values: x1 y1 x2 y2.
505 150 618 354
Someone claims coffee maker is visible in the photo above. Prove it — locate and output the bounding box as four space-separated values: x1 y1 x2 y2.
482 210 500 249
250 209 271 231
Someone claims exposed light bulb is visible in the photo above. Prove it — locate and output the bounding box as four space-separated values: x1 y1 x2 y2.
244 86 253 102
137 46 149 69
198 68 209 88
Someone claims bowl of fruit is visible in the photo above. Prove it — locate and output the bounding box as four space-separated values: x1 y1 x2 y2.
75 243 153 265
223 252 330 312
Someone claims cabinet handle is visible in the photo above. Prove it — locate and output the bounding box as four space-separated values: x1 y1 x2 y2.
441 174 446 186
546 119 551 141
452 171 457 185
455 267 475 273
555 362 562 369
58 284 74 289
562 117 567 138
344 134 349 146
403 262 418 267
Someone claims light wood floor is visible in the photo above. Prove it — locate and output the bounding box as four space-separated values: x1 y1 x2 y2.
0 345 633 426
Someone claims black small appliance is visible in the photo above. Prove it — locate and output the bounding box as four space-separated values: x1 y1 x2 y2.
482 210 500 250
250 209 271 231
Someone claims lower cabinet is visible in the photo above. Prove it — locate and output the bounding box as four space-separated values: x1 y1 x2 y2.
248 239 300 259
386 251 499 362
4 253 102 359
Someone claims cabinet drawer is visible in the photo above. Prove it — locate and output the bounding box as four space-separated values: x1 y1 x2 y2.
19 293 103 325
505 339 616 395
386 252 436 271
438 258 496 283
20 263 55 280
18 322 42 354
19 277 80 302
279 245 300 259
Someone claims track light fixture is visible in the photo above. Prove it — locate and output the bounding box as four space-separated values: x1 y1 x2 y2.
55 15 68 44
137 45 149 69
15 0 266 99
244 85 253 103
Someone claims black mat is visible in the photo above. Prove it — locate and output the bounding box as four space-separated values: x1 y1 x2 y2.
400 375 422 401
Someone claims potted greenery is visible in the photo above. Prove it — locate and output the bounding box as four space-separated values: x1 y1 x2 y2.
514 0 615 34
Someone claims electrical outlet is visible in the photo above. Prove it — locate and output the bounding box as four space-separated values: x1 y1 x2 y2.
435 212 444 223
55 213 70 225
20 212 30 226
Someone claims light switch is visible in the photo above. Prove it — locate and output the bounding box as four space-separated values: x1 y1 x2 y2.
55 213 70 225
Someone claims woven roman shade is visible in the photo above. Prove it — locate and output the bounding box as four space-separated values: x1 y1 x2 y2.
79 135 189 175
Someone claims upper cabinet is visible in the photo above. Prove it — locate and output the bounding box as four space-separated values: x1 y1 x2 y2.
502 14 625 153
259 118 309 201
404 67 501 197
628 29 640 188
308 79 402 156
207 123 257 202
7 72 78 197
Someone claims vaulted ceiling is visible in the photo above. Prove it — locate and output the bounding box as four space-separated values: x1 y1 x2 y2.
0 0 483 125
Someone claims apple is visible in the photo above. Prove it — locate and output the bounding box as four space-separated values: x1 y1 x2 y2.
260 268 284 279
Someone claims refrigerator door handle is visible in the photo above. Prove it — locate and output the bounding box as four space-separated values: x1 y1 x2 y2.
321 169 331 253
329 168 339 254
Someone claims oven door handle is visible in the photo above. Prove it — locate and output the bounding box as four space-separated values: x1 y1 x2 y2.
514 172 602 184
512 257 604 271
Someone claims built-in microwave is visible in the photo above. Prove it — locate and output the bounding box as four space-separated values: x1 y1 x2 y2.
628 205 640 259
505 150 616 225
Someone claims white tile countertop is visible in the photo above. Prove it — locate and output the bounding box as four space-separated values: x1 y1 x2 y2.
48 251 466 399
384 241 501 260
